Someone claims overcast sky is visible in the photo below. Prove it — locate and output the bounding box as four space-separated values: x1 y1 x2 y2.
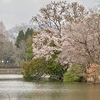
0 0 98 29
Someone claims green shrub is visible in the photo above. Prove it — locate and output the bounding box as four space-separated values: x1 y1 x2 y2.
22 57 47 81
47 58 65 81
63 63 84 82
22 61 32 81
22 56 66 81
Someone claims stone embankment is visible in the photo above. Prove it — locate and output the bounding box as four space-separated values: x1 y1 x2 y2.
0 66 22 74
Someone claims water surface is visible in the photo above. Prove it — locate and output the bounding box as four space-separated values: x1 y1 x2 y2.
0 74 100 100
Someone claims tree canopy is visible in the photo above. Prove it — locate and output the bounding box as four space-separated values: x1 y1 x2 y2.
31 1 87 35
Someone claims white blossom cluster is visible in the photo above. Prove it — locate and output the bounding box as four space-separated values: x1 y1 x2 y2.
32 28 68 60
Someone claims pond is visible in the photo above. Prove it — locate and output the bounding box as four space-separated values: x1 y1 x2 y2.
0 74 100 100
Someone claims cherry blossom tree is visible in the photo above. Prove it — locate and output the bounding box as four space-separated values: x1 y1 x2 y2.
31 1 87 36
32 29 62 60
32 3 100 69
57 11 100 67
32 11 100 68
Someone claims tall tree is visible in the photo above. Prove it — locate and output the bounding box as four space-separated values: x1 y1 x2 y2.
57 10 100 67
15 30 25 48
0 35 14 65
31 1 87 35
24 28 33 40
0 21 9 40
14 28 34 65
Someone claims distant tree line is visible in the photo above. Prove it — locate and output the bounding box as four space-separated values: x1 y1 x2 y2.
0 24 34 66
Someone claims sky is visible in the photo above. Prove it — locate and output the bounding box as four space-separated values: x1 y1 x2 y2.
0 0 98 30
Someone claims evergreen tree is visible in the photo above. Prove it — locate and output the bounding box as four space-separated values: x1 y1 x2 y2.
25 28 34 60
15 28 34 64
15 30 25 48
26 36 33 61
24 28 33 40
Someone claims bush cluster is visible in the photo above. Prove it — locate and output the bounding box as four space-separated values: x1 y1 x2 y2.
22 57 65 81
63 64 84 82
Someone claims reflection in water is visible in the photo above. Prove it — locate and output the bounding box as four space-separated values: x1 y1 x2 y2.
0 74 100 100
86 85 100 100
